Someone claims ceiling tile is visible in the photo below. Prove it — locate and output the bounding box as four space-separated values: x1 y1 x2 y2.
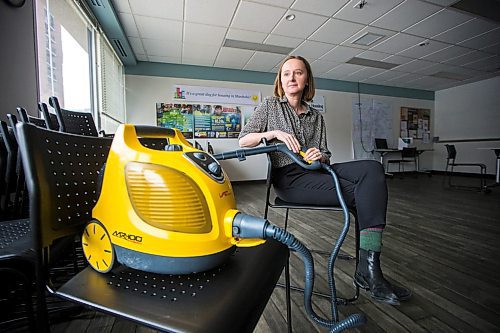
397 39 449 59
370 33 423 54
148 55 181 64
321 45 364 62
432 18 498 44
309 18 365 45
444 50 493 66
128 37 145 54
403 8 473 38
394 59 436 73
184 22 227 46
135 16 183 41
333 0 404 25
231 1 286 33
118 13 140 38
425 0 461 6
463 55 500 72
310 59 342 75
183 57 216 66
325 63 365 78
185 0 239 26
481 42 500 55
112 0 132 14
421 45 471 63
244 52 285 72
346 67 385 80
128 0 183 20
291 0 349 16
272 11 328 39
226 29 267 43
369 69 408 81
265 34 304 48
357 50 390 61
250 0 294 7
388 72 422 83
292 41 335 60
371 0 441 32
215 47 255 69
135 54 148 61
382 54 414 65
459 28 500 50
182 43 220 61
142 39 182 58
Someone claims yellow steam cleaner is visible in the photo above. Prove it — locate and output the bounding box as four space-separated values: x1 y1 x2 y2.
82 124 365 332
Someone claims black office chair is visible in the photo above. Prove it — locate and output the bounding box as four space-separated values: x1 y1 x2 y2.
0 121 20 219
262 141 360 332
445 144 487 191
16 122 288 333
49 96 99 137
37 103 60 131
16 107 48 129
387 147 418 175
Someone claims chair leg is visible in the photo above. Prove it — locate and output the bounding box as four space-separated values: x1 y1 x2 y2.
285 257 292 333
283 209 292 333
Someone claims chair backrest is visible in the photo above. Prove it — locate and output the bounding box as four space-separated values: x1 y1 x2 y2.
38 102 60 131
49 96 99 137
401 147 417 158
445 144 457 161
375 138 388 149
16 122 112 250
16 107 47 128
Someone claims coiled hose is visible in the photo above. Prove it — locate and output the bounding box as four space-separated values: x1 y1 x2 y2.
262 163 366 332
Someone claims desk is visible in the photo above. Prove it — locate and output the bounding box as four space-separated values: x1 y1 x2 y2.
477 148 500 189
374 148 432 175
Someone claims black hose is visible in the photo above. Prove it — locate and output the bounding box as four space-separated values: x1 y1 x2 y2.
264 224 366 332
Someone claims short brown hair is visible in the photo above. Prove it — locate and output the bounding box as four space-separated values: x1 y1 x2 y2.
273 55 315 102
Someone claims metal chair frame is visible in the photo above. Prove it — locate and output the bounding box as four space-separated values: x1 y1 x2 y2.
445 144 487 191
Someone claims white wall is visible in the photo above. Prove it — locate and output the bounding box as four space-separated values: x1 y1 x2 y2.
126 74 436 181
433 76 500 174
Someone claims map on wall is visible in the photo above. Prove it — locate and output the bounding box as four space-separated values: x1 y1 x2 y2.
352 98 393 160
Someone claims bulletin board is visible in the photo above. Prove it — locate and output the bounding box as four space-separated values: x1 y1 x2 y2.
400 107 431 143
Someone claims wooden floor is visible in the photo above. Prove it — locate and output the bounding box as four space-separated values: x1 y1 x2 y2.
6 174 500 332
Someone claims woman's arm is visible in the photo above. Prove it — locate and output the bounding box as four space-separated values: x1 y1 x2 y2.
239 131 276 148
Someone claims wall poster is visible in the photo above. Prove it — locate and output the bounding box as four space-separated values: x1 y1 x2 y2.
400 107 430 141
156 103 242 139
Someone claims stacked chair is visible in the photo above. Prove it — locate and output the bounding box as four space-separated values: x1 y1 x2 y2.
15 122 288 332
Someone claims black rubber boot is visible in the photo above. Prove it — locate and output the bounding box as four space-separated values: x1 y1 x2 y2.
354 249 411 305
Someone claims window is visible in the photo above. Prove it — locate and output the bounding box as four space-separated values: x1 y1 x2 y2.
35 0 126 133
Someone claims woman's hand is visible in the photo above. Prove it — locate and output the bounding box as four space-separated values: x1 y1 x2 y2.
304 147 322 162
273 130 301 153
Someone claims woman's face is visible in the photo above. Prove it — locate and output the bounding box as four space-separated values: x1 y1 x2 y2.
280 58 308 98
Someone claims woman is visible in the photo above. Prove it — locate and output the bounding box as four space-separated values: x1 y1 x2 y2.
238 55 411 305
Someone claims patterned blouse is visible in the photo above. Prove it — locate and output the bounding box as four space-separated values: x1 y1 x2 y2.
239 96 331 168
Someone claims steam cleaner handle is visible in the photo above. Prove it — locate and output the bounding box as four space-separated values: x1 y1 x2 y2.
213 143 321 170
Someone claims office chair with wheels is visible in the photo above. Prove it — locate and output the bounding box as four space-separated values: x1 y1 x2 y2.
261 140 360 332
445 144 487 191
16 123 288 333
387 147 418 175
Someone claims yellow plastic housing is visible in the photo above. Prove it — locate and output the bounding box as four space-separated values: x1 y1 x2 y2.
92 124 262 261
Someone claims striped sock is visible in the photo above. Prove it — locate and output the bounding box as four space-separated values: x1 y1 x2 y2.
360 227 384 252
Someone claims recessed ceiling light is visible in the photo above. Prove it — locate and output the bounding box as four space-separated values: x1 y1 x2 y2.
285 14 295 21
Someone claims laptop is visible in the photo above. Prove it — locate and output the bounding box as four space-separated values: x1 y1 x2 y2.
374 138 389 150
